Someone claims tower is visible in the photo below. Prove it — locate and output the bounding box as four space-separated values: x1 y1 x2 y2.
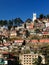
33 13 36 22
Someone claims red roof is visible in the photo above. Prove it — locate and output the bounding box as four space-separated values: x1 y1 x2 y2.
31 40 38 43
0 44 3 46
2 52 8 54
40 39 49 43
4 43 10 46
43 32 48 34
15 40 23 43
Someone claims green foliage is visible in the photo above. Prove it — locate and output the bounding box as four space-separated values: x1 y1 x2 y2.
0 20 7 26
22 40 26 45
25 49 30 53
34 20 38 23
35 29 41 33
41 45 49 65
37 55 42 65
0 18 24 27
8 20 13 26
47 14 49 18
39 14 44 19
25 30 30 38
24 23 26 28
33 56 42 65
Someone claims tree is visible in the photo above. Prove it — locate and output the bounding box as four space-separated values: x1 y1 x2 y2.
0 20 4 26
33 55 42 65
35 29 41 33
8 20 13 26
34 20 38 23
25 30 30 38
8 56 21 65
16 30 20 36
24 23 26 28
39 14 44 19
22 40 26 46
0 20 8 26
8 20 13 30
47 14 49 19
37 55 42 65
43 16 46 19
41 45 49 65
3 20 8 26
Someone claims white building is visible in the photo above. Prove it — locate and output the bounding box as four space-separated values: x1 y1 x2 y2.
19 53 45 65
33 13 36 22
19 53 38 65
45 22 49 27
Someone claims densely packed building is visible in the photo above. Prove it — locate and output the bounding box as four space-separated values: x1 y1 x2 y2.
0 13 49 65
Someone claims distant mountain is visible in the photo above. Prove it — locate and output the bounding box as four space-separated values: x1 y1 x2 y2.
25 18 32 23
13 18 24 26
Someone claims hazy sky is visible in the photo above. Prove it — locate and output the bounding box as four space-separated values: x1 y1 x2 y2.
0 0 49 21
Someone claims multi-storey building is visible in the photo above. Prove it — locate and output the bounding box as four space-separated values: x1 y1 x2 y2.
19 53 45 65
19 53 38 65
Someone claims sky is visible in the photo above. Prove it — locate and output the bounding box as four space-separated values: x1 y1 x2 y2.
0 0 49 21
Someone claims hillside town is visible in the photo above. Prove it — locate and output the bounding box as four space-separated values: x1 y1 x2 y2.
0 13 49 65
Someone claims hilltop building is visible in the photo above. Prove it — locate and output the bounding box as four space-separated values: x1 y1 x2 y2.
33 13 36 22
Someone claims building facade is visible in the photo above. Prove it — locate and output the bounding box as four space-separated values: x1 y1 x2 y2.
19 53 38 65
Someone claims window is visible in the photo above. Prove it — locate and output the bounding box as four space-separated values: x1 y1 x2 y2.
29 55 31 57
24 58 25 59
27 60 28 62
24 60 25 62
24 63 25 64
27 58 28 59
29 58 31 59
29 63 31 64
